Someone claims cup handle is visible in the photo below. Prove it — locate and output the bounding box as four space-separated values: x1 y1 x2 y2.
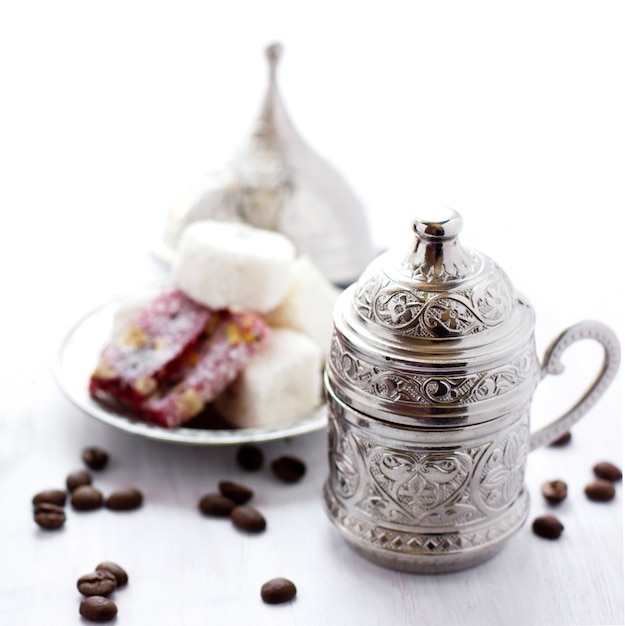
530 321 621 451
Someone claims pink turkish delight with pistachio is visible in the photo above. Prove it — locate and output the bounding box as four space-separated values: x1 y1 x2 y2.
141 311 268 427
89 287 268 427
89 288 216 409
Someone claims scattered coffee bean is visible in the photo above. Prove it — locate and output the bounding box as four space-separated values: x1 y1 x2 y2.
231 505 267 533
66 469 92 492
77 570 117 597
549 431 572 447
32 489 67 507
79 596 118 622
261 577 297 604
237 445 264 472
82 447 110 471
33 503 66 530
71 485 104 511
271 455 306 484
541 479 568 504
219 480 253 505
105 487 143 511
532 515 564 540
593 461 622 482
95 561 128 587
585 479 616 502
199 493 236 517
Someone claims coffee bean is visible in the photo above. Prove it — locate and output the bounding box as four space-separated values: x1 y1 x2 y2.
199 493 236 517
77 570 117 597
532 515 564 539
79 596 118 622
82 447 109 471
237 445 264 472
219 480 253 505
541 479 568 504
549 431 572 447
271 455 306 484
230 505 266 533
66 469 92 492
32 489 67 507
585 479 616 502
33 503 66 530
71 485 103 511
593 461 622 482
95 561 128 587
105 487 143 511
261 577 297 604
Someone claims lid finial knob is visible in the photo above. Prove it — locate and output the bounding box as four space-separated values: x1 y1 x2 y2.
407 208 472 282
413 208 463 242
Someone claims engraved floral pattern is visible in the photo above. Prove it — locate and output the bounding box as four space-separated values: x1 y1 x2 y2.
353 263 514 339
397 245 481 284
326 405 530 535
324 485 528 556
329 336 539 406
327 408 360 499
477 424 529 510
350 435 487 527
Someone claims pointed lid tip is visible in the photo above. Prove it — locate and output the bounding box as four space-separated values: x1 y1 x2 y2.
265 42 284 73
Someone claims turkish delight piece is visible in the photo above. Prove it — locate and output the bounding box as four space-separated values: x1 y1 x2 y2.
89 288 216 409
140 311 269 427
214 328 323 428
173 220 296 313
263 255 341 359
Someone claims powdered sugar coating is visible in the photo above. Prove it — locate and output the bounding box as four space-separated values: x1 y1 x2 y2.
214 328 322 428
89 288 215 408
141 311 269 427
173 221 296 313
263 255 340 359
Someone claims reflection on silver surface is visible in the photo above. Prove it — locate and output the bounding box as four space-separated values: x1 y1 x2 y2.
156 43 376 286
52 284 327 446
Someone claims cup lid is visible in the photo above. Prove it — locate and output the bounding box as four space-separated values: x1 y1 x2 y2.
353 208 518 343
326 208 540 424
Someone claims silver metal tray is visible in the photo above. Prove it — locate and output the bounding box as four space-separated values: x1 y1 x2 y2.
53 285 327 445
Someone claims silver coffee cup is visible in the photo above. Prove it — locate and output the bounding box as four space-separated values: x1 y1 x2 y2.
323 208 620 573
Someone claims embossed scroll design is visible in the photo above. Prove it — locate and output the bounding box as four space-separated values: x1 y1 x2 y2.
353 267 513 339
327 410 529 533
330 336 539 406
324 485 528 556
327 405 360 499
398 243 480 284
477 424 529 509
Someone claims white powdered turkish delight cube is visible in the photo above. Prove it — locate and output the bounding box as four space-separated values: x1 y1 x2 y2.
173 220 296 313
214 328 323 428
263 255 340 359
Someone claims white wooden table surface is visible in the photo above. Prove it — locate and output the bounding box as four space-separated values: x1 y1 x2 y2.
1 3 623 624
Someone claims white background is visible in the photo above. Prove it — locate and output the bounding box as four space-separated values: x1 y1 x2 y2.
1 1 623 338
0 2 623 625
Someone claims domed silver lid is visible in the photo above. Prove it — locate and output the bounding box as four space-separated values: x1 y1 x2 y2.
326 208 541 425
156 42 376 286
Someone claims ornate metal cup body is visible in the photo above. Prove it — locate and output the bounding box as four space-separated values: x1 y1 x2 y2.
323 209 620 573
